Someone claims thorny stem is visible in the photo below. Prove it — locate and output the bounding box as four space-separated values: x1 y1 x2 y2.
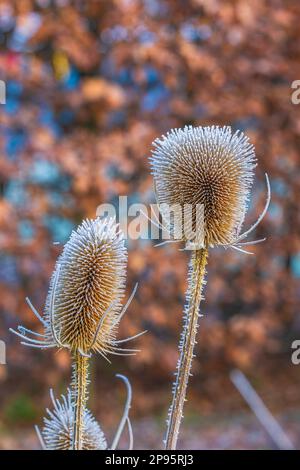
165 248 208 450
72 352 89 450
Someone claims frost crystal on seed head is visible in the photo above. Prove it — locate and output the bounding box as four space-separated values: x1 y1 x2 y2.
45 216 127 354
10 215 144 357
150 125 257 247
39 390 107 450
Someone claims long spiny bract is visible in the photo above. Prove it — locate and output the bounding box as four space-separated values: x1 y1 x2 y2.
150 126 257 248
110 374 133 450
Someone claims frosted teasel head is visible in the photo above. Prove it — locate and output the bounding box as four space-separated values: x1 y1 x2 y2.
45 216 127 356
10 216 144 359
150 126 270 253
36 375 133 450
36 389 107 450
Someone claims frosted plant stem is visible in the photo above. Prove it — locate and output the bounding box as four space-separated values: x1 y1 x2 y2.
165 248 208 450
72 352 89 450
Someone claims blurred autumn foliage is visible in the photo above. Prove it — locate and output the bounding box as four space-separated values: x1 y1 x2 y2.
0 0 300 449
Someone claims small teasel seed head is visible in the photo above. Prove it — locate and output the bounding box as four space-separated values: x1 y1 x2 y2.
150 125 257 247
45 216 127 354
39 390 107 450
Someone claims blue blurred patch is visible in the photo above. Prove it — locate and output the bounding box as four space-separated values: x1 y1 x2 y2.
0 255 18 284
39 107 61 136
58 108 75 126
61 66 80 91
5 128 27 160
268 201 283 220
48 190 74 209
4 179 27 206
43 215 75 243
141 84 170 111
8 12 41 52
139 29 156 44
29 159 60 186
180 23 212 43
117 67 134 86
233 116 260 132
107 109 126 127
18 220 35 242
272 178 289 198
4 96 20 114
7 80 23 97
144 65 160 87
291 253 300 278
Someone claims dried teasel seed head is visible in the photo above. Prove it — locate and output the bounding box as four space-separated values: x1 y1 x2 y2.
45 216 127 354
38 390 107 450
150 126 257 248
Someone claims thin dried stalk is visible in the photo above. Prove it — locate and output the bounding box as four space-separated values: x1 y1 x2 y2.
72 352 89 450
165 248 208 450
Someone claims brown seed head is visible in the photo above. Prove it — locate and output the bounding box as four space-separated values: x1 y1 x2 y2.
150 126 256 247
45 217 127 354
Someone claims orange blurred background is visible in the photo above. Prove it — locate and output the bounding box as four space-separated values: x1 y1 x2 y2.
0 0 300 449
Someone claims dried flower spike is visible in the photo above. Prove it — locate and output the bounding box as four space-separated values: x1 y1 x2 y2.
10 216 143 358
150 125 270 252
149 125 270 449
11 216 142 450
46 216 127 356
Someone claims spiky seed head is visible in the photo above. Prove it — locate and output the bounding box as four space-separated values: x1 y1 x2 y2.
40 390 107 450
45 216 127 354
150 126 256 247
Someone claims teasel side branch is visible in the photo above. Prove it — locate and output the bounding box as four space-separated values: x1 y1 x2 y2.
165 248 208 449
36 374 133 450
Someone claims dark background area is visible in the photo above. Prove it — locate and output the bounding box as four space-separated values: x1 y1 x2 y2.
0 0 300 449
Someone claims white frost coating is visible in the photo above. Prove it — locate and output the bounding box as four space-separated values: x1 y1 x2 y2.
10 217 142 358
37 389 107 450
150 125 258 248
44 216 127 354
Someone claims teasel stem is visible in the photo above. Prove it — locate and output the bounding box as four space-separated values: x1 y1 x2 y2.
165 248 208 450
72 352 90 450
